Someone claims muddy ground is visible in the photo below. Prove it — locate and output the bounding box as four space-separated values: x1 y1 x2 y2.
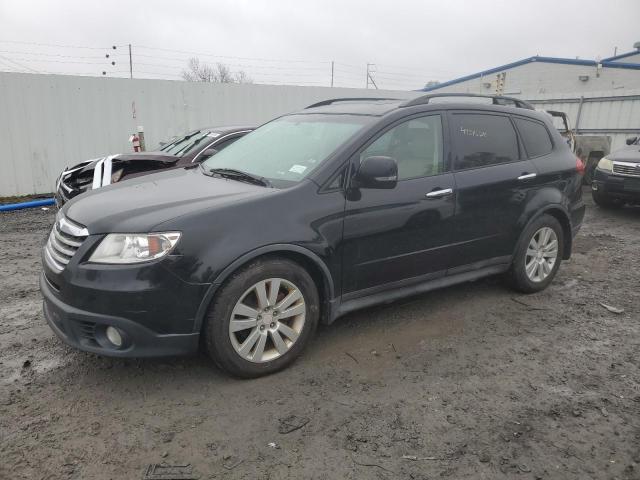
1 190 639 480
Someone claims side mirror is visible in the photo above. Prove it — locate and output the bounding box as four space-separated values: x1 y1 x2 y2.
626 136 638 145
353 156 398 189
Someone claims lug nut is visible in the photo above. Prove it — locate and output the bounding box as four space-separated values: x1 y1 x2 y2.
259 325 265 331
270 322 275 328
257 314 262 320
273 310 278 316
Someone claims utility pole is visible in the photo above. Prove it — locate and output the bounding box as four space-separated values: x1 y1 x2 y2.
366 63 378 89
330 61 334 87
128 44 133 79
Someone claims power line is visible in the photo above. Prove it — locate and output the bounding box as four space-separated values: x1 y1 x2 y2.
0 54 40 73
0 40 121 50
0 49 109 60
134 45 330 65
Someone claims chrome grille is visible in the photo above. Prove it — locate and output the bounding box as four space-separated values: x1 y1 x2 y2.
613 161 640 177
44 216 89 272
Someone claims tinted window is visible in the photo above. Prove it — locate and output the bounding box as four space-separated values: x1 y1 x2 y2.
451 114 519 170
361 115 443 180
514 118 553 157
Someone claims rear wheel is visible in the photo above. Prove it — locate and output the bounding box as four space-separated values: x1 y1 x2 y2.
592 189 622 209
508 214 564 293
203 257 319 378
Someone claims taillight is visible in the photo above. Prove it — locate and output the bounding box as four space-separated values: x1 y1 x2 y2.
576 157 585 175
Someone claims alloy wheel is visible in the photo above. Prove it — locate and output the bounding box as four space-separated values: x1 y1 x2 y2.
525 227 558 282
228 278 306 363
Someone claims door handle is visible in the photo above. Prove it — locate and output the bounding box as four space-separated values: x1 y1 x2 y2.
425 188 453 198
517 173 537 181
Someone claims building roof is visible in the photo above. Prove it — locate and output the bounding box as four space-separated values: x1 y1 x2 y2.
422 53 640 92
601 50 640 62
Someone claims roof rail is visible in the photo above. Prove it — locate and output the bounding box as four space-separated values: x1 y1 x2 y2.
305 97 400 109
401 93 535 110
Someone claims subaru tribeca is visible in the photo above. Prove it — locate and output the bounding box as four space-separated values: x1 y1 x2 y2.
40 94 585 378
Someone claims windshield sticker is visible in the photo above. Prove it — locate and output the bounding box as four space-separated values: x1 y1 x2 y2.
207 132 221 138
460 126 487 138
289 165 307 174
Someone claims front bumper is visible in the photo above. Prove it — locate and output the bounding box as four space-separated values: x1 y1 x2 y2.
41 273 200 357
592 169 640 202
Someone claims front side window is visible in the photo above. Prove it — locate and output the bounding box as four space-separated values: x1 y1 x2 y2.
202 114 372 188
514 117 553 158
450 113 519 170
360 115 443 180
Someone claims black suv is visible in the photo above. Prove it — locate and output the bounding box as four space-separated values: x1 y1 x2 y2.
592 136 640 207
40 94 585 377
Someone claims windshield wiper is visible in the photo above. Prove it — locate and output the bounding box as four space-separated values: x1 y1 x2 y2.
205 167 272 187
161 131 201 153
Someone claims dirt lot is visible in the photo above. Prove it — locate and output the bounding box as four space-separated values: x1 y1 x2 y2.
1 190 639 480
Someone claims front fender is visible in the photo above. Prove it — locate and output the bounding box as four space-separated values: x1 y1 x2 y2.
192 244 336 331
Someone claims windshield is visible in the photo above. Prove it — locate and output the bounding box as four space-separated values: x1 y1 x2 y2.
201 114 372 187
160 131 212 156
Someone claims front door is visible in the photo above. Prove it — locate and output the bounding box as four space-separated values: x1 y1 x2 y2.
342 114 456 298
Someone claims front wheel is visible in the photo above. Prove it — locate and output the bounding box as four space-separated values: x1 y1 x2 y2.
203 257 319 378
507 214 564 293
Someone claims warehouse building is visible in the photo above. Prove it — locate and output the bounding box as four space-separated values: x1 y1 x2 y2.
421 44 640 152
422 45 640 96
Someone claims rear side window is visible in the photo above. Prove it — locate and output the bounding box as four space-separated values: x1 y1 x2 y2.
450 114 519 170
514 118 553 157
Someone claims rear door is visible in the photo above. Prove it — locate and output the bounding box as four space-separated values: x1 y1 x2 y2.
447 111 539 272
342 113 457 297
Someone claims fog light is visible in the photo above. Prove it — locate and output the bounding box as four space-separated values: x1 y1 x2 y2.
105 326 123 347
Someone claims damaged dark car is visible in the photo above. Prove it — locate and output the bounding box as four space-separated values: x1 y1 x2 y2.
55 126 253 206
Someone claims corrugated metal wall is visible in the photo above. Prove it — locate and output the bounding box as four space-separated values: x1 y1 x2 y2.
0 72 416 197
527 89 640 153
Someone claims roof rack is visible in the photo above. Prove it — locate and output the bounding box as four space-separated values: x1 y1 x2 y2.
401 93 534 110
305 97 400 109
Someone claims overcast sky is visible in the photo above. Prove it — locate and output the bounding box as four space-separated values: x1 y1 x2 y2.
0 0 638 90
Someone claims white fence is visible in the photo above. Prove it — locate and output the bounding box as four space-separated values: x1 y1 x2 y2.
0 72 415 197
2 73 639 197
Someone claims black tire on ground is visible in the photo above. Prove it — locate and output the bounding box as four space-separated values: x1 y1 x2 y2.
507 214 564 294
203 257 319 378
592 189 622 209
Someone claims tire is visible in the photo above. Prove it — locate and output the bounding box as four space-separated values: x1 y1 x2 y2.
592 189 622 209
507 214 564 294
203 257 319 378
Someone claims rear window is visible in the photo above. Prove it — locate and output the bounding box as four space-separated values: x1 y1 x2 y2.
514 118 553 157
450 114 519 170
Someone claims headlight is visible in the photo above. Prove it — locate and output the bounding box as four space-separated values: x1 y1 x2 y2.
89 232 181 264
597 157 613 172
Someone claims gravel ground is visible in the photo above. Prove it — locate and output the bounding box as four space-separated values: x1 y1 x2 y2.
1 190 639 480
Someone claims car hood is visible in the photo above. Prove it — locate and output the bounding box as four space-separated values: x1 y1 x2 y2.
63 167 272 234
112 151 180 163
69 152 178 173
608 145 640 163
